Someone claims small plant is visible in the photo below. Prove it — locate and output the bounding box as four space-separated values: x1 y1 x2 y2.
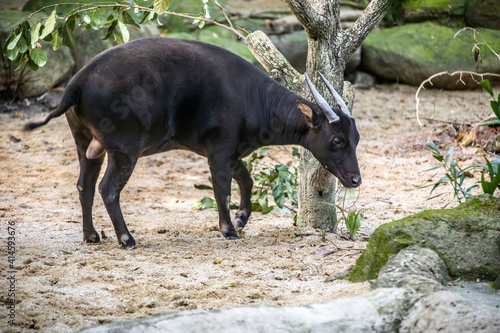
422 140 478 203
337 206 367 240
478 79 500 126
478 153 500 195
193 147 300 216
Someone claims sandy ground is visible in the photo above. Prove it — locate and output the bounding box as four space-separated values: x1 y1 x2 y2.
0 83 494 332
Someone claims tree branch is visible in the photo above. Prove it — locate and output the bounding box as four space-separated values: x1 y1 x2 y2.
342 0 389 59
283 0 331 38
245 31 303 93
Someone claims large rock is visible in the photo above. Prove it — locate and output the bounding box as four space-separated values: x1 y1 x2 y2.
72 22 160 71
371 246 449 294
400 0 466 23
361 23 500 89
269 30 361 75
0 10 74 97
349 194 500 282
78 288 417 333
400 290 500 332
465 0 500 30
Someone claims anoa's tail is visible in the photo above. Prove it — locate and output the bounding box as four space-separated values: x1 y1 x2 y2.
24 85 79 131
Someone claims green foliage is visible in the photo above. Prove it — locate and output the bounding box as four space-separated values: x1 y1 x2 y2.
422 140 478 203
4 0 230 71
337 206 368 240
478 153 500 195
478 79 500 127
193 147 300 216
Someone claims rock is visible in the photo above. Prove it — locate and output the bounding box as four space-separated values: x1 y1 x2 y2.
400 290 500 332
0 10 74 97
465 0 500 30
349 194 500 282
372 246 450 294
72 22 160 71
361 23 500 89
166 28 258 66
269 31 360 75
78 287 419 333
354 71 377 88
400 0 466 23
270 31 308 73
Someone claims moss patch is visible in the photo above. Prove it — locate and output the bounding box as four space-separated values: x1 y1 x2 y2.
349 195 500 282
362 23 500 88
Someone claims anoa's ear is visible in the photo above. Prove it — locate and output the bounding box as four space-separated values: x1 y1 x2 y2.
297 101 319 129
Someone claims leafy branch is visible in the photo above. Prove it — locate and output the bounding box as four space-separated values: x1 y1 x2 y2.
2 0 247 71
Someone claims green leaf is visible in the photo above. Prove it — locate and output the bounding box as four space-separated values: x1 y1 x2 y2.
52 28 63 50
122 11 141 30
62 23 76 49
40 8 57 39
26 58 39 71
118 20 129 43
103 19 118 40
21 21 31 47
491 101 500 120
479 79 494 98
203 3 211 19
154 0 170 13
31 22 41 48
419 165 444 173
261 206 274 215
444 146 454 163
30 47 47 67
194 184 212 190
83 14 91 24
272 182 285 208
67 15 76 31
113 33 123 44
478 119 500 126
7 32 21 51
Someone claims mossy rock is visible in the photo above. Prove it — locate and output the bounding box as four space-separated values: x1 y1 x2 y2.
402 0 466 24
465 0 500 30
349 194 500 282
362 22 500 89
165 27 257 65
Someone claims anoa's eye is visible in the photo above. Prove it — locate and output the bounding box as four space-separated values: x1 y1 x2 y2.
333 137 343 145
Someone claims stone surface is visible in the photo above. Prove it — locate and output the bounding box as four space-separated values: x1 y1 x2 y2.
362 23 500 89
465 0 500 30
72 22 160 71
349 194 500 282
77 241 500 333
372 245 449 294
78 288 419 333
400 290 500 332
401 0 466 23
0 10 74 97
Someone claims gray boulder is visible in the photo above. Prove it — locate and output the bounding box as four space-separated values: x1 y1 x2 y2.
371 246 449 294
400 290 500 332
350 194 500 282
465 0 500 30
400 0 466 23
362 23 500 89
0 10 74 97
270 30 361 75
72 22 160 71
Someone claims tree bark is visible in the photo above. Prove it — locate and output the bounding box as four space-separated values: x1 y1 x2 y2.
246 0 388 231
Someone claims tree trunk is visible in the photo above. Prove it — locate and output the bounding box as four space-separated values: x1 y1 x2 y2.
246 0 389 231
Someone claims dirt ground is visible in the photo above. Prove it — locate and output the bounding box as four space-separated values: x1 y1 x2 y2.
0 82 494 332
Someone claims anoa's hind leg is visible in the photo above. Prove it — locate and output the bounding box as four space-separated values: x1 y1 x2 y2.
67 112 106 243
98 151 138 249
